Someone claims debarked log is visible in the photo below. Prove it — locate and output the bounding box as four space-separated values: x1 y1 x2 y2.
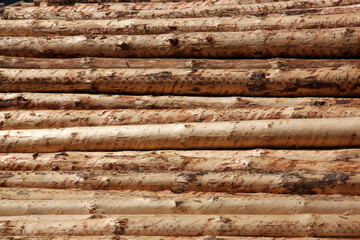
1 93 359 110
1 193 360 215
1 67 360 96
1 149 360 172
0 28 359 58
0 118 359 152
1 14 360 36
1 214 360 236
1 56 360 69
0 170 359 194
1 107 360 130
4 0 360 20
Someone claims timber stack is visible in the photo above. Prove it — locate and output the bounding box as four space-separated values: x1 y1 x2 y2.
0 0 360 238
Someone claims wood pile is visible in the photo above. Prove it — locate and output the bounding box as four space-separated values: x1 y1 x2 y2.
0 0 360 238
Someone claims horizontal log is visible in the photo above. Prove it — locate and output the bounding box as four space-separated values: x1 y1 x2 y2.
1 56 360 69
4 0 360 20
2 14 360 36
278 3 360 16
43 0 297 5
0 188 282 200
2 93 359 110
0 170 359 194
1 118 360 152
37 0 239 8
1 193 360 215
1 214 360 236
1 28 358 58
0 188 201 200
5 186 360 200
2 107 360 130
1 66 360 96
0 237 350 240
1 149 360 172
1 149 360 173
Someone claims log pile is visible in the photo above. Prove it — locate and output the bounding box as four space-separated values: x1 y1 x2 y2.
0 0 360 238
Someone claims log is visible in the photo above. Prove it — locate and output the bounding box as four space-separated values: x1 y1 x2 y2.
1 66 360 96
0 188 272 200
282 3 360 16
1 14 360 36
0 170 359 194
1 149 360 173
1 149 360 172
1 28 358 58
4 0 360 20
4 185 360 200
1 194 360 215
1 56 360 69
1 118 360 152
1 93 359 110
2 107 360 130
44 0 297 5
0 237 350 240
1 214 360 236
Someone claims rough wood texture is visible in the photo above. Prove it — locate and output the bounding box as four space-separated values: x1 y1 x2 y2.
1 150 359 172
1 193 360 215
1 28 358 58
1 66 360 96
1 237 354 240
0 118 360 152
1 149 359 172
1 170 358 194
4 185 360 200
1 214 360 236
2 93 359 110
1 14 359 36
43 0 300 5
4 0 360 20
1 56 360 69
1 107 360 130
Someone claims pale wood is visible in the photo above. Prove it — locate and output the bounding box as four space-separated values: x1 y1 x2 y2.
0 214 359 236
4 0 360 20
1 149 359 172
1 118 360 152
1 14 360 36
1 107 360 130
0 170 358 194
1 66 360 96
1 56 360 69
1 193 360 215
0 28 358 58
1 93 359 110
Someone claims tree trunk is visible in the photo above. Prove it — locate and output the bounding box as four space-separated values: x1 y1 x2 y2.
1 193 360 215
1 150 360 172
0 238 354 240
1 28 358 58
1 118 360 152
0 170 358 194
1 93 359 110
4 0 360 20
5 182 360 200
1 214 360 236
2 14 359 36
2 149 360 173
1 107 360 130
1 56 360 69
4 67 360 96
43 0 296 6
1 66 359 96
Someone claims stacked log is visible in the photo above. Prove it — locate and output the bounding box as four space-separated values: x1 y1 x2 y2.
0 0 360 238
